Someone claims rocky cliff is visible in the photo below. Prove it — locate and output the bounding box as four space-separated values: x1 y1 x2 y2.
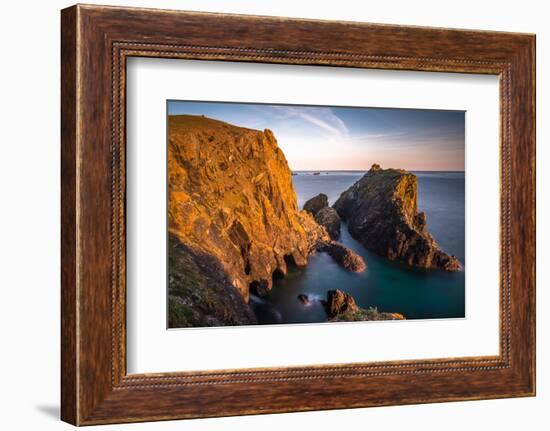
168 234 257 327
333 164 461 271
168 115 329 326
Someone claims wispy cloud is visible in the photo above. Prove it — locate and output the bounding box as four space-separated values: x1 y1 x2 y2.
258 105 349 137
298 112 346 136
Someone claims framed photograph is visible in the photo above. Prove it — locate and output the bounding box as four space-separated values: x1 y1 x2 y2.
61 4 536 425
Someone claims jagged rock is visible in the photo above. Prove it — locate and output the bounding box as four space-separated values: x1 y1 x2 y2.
324 289 359 317
315 207 341 240
333 164 461 271
324 289 405 322
320 241 366 272
303 193 328 216
299 211 331 254
168 115 329 326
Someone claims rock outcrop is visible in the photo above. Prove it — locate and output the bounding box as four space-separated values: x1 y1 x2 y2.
168 115 330 326
303 193 328 216
303 194 341 240
333 164 461 271
324 289 405 322
315 207 341 240
324 289 359 317
297 294 310 305
319 241 366 272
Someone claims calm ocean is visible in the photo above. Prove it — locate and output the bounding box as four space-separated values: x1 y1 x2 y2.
250 171 466 324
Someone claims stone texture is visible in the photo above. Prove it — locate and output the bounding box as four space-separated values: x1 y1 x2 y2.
324 289 358 318
314 206 341 240
333 164 461 271
168 235 257 327
319 241 366 272
303 193 328 216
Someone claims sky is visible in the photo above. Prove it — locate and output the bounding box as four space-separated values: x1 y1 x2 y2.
167 101 465 171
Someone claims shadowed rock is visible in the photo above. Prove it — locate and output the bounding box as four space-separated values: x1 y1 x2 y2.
333 164 461 271
314 207 341 240
303 193 328 216
168 235 257 327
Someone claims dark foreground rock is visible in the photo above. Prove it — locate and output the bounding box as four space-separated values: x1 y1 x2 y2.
319 241 366 272
168 235 257 327
303 193 328 216
333 164 461 271
314 207 341 240
324 289 405 322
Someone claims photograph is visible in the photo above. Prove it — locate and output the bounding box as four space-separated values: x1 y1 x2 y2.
167 101 466 328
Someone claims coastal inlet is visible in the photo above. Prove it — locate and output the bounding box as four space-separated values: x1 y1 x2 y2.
252 170 465 325
167 115 465 328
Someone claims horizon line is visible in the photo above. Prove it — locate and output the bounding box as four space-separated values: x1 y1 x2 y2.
291 169 466 172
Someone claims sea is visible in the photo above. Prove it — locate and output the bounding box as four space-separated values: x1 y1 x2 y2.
250 171 466 324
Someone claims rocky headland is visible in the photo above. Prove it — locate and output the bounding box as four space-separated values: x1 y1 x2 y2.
168 115 370 327
333 164 461 271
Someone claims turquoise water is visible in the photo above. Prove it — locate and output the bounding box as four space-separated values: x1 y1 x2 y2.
250 171 465 324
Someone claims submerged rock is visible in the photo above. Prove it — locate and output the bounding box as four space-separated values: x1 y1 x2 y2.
168 115 329 326
297 293 310 305
314 207 341 240
333 164 461 271
320 241 366 272
303 193 328 216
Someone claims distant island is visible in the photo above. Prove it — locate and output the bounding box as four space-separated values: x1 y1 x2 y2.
167 115 461 328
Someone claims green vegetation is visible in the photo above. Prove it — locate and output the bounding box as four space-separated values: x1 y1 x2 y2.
331 306 405 322
167 234 256 328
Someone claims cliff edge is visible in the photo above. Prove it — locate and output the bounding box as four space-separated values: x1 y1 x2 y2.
168 115 327 326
